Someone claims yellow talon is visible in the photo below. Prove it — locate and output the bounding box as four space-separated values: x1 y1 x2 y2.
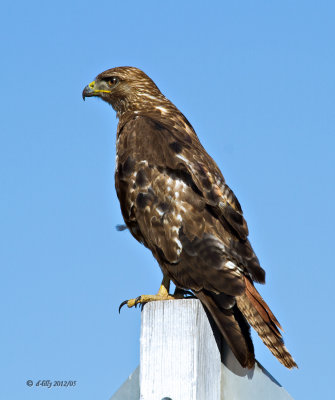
126 292 176 308
118 276 193 313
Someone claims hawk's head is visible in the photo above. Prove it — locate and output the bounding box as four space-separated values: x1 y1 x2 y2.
82 66 165 116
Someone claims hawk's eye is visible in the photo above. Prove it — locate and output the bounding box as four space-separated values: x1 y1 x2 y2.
107 77 119 87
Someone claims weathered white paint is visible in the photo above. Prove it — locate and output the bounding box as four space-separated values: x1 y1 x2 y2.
140 299 221 400
110 299 294 400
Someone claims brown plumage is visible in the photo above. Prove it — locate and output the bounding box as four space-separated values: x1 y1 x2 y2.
82 66 297 369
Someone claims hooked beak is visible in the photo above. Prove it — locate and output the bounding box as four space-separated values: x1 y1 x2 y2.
82 81 96 100
82 81 111 101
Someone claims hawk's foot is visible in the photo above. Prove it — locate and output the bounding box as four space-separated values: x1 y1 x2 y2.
119 282 193 313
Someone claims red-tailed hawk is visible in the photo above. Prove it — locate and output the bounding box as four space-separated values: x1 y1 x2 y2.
82 67 297 369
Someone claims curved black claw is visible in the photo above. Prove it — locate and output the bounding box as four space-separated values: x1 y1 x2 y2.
119 300 129 314
134 296 142 307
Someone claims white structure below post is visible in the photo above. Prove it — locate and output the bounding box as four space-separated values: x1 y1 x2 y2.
111 299 293 400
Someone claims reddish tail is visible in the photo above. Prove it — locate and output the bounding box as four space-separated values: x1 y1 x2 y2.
237 277 298 369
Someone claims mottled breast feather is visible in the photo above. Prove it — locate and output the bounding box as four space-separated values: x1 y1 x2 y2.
115 113 264 284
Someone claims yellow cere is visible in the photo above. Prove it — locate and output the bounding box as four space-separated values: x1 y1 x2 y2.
88 80 111 94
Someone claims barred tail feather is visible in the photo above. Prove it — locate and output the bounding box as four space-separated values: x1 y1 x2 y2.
237 277 298 369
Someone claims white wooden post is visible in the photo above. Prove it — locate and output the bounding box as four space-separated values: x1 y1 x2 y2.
110 299 294 400
140 299 221 399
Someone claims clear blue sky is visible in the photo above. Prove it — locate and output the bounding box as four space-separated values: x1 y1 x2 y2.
1 1 334 399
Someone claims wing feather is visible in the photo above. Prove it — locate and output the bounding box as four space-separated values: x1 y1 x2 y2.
116 115 264 283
